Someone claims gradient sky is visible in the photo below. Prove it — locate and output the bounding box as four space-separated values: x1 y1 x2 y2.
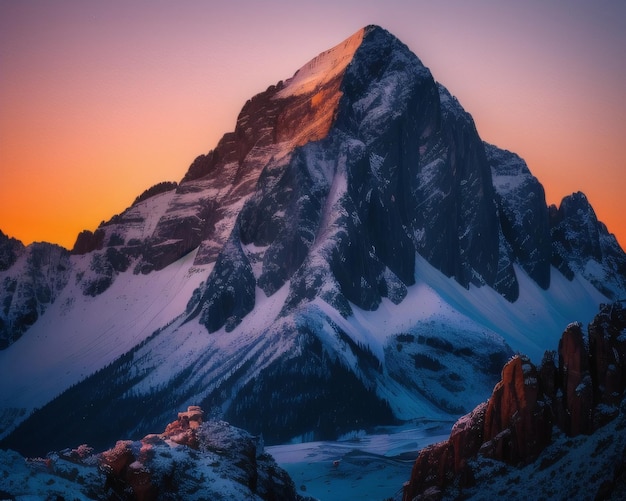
1 0 624 250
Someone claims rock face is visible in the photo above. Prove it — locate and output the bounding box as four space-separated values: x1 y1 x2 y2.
486 144 551 294
481 355 552 463
550 192 626 298
0 406 311 500
589 302 626 410
0 239 70 348
0 230 24 271
71 228 105 255
402 301 626 500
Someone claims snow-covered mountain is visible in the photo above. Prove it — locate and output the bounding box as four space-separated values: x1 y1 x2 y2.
1 25 625 454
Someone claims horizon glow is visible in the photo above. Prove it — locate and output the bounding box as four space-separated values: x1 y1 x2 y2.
1 1 624 249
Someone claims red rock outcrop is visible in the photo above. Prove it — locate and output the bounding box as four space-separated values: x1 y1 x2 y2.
100 406 205 500
161 404 204 449
402 403 485 501
101 439 157 501
403 441 454 500
589 302 626 407
558 322 593 435
449 401 486 477
403 302 626 501
97 405 310 501
482 355 552 463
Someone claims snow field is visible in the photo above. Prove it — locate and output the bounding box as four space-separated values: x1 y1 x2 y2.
0 249 209 436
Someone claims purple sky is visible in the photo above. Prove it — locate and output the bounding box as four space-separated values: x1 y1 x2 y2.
1 0 625 248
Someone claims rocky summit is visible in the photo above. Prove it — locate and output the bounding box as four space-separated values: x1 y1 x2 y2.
1 25 625 458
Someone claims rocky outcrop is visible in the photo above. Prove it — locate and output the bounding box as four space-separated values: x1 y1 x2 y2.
0 230 24 271
0 242 70 348
589 301 626 410
558 322 594 435
550 192 626 299
486 144 551 292
0 406 311 500
481 355 552 463
100 405 312 501
131 181 178 207
403 301 626 500
71 228 105 255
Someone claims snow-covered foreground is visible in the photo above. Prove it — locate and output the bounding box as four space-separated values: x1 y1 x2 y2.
267 422 453 501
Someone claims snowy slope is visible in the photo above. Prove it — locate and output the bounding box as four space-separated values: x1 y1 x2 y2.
6 249 603 446
0 249 209 438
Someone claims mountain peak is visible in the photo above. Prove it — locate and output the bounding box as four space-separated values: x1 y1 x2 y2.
1 25 625 457
276 27 366 98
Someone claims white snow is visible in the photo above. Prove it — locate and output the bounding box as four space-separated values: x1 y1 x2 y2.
267 422 452 501
313 253 605 372
276 28 364 98
491 173 528 194
120 189 177 242
127 282 292 399
0 248 209 436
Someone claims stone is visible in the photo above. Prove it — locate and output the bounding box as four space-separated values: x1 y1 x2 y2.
558 322 593 435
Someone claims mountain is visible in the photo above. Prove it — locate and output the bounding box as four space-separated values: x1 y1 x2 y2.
1 25 625 455
402 301 626 500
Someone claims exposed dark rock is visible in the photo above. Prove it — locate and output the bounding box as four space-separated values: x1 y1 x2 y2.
81 246 131 297
0 230 24 271
131 181 178 207
558 321 593 435
588 300 626 410
550 192 626 298
486 144 551 290
71 228 105 255
0 242 70 348
195 230 256 333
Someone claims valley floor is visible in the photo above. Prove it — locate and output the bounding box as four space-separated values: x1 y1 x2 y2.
267 421 452 501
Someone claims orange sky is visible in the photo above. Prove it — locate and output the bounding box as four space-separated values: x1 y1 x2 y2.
1 1 624 250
